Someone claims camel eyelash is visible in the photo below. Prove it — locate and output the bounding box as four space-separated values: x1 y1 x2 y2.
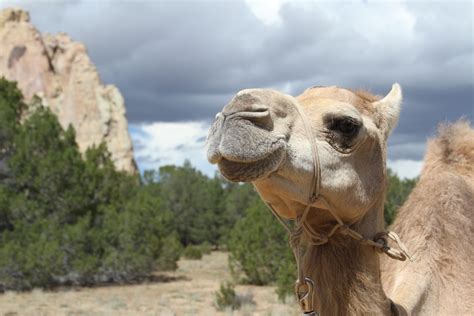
321 115 364 154
324 116 361 135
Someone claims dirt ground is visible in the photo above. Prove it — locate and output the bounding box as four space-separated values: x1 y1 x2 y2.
0 252 300 316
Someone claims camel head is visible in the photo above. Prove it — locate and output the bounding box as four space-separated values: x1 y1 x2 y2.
207 84 402 226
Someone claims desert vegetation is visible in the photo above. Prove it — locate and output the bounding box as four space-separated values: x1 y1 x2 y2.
0 78 181 290
0 78 416 309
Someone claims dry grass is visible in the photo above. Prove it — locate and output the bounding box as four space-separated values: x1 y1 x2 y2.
0 252 299 315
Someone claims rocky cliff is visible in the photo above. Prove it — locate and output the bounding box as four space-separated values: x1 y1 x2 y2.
0 8 136 173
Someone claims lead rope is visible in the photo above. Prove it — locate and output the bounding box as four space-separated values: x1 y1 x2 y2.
262 102 414 316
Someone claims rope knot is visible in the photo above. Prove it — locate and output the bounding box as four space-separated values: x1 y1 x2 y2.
338 225 351 236
289 226 304 249
310 234 329 245
309 193 319 204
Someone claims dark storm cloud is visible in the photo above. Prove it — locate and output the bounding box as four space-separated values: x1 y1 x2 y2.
124 89 232 121
1 0 472 162
388 84 473 160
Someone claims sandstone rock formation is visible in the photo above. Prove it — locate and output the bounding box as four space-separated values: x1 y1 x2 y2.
0 8 136 173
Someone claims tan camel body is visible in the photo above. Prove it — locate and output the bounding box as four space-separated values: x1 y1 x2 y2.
382 121 474 315
206 84 474 315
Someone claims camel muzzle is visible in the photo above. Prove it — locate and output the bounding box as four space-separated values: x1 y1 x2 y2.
207 103 286 170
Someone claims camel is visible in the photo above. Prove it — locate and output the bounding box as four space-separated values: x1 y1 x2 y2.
206 84 474 315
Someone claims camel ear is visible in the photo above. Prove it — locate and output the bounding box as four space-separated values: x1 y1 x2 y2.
374 83 402 139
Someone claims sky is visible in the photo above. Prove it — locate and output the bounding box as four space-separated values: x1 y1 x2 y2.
2 0 473 179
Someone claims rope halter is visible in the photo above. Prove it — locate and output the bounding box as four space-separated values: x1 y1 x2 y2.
261 100 413 316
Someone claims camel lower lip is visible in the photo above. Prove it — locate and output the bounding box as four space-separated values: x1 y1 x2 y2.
217 147 285 182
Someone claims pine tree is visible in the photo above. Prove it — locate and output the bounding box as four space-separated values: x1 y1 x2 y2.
227 198 294 287
158 161 226 246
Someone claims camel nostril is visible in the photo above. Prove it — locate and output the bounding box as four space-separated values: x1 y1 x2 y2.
238 109 270 119
252 105 269 113
236 108 272 130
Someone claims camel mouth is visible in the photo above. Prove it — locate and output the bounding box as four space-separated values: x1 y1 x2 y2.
207 111 288 182
217 146 286 182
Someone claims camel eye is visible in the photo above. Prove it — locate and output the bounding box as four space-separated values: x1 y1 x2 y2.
330 117 361 137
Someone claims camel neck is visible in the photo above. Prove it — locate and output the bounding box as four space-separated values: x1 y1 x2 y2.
303 197 392 315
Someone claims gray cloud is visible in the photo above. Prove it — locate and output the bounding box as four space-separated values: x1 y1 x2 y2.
2 0 473 163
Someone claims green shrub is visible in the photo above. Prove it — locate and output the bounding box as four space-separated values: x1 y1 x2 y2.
182 245 203 260
275 257 297 301
158 164 226 247
219 183 257 245
215 281 241 311
155 234 183 271
384 169 417 226
0 79 180 290
227 198 295 298
198 242 212 255
0 77 25 156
